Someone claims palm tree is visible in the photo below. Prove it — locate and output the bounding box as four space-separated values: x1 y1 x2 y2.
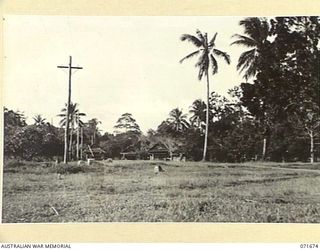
33 114 46 126
167 108 190 132
87 118 101 145
58 102 86 160
189 99 208 130
231 17 270 159
180 30 230 161
231 17 270 81
75 112 86 160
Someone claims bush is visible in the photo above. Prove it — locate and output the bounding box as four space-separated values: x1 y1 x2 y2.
3 159 42 173
4 159 24 169
52 164 85 174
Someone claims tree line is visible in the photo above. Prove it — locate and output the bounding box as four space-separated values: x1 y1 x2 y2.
3 16 320 162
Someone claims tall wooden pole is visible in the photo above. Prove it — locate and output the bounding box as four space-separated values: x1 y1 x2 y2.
65 56 72 164
57 56 83 164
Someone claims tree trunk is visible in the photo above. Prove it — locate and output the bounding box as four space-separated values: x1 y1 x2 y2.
310 130 314 163
202 72 210 161
64 117 69 164
262 138 267 161
76 123 80 160
80 127 83 160
69 127 73 161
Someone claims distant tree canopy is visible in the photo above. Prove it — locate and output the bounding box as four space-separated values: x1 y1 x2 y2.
33 114 46 126
114 113 141 135
4 107 27 128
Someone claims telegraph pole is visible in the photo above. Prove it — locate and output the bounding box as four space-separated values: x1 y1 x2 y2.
57 56 83 164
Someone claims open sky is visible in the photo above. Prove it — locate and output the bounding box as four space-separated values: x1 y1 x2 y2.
3 15 246 134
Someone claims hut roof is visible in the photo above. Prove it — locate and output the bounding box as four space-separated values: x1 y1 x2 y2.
83 147 106 154
148 141 170 153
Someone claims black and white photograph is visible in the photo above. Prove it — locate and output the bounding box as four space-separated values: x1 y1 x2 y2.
2 15 320 223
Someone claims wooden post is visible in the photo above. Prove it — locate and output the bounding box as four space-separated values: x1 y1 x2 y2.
65 56 72 164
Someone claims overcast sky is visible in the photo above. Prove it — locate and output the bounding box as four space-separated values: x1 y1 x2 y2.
3 15 246 134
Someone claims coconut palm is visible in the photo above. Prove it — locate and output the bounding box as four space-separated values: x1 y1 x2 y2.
167 108 190 132
180 30 230 161
58 102 86 160
231 17 270 81
87 118 102 145
33 114 46 126
189 99 208 130
231 18 271 159
75 112 86 160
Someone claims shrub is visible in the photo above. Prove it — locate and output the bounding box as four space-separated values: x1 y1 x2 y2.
3 159 42 173
52 164 85 174
4 159 24 169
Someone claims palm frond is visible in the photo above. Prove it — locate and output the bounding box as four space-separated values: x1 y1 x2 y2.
59 118 67 126
210 54 218 75
196 53 209 80
198 64 208 80
236 49 258 80
237 49 256 72
179 50 201 63
180 34 202 47
78 120 85 127
239 17 261 36
230 34 256 47
239 17 269 44
195 29 205 43
209 32 218 47
195 52 204 67
243 62 258 80
203 32 208 46
212 49 231 64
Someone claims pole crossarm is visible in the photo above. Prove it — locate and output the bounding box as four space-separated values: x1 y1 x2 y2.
57 66 83 69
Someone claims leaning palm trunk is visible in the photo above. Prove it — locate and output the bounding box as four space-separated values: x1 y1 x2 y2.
76 124 80 160
64 116 70 164
69 127 73 160
309 130 314 163
202 72 210 161
80 127 83 160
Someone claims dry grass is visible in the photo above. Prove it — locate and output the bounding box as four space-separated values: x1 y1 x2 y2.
2 160 320 223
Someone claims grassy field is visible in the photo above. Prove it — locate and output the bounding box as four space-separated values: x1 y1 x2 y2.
2 160 320 223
